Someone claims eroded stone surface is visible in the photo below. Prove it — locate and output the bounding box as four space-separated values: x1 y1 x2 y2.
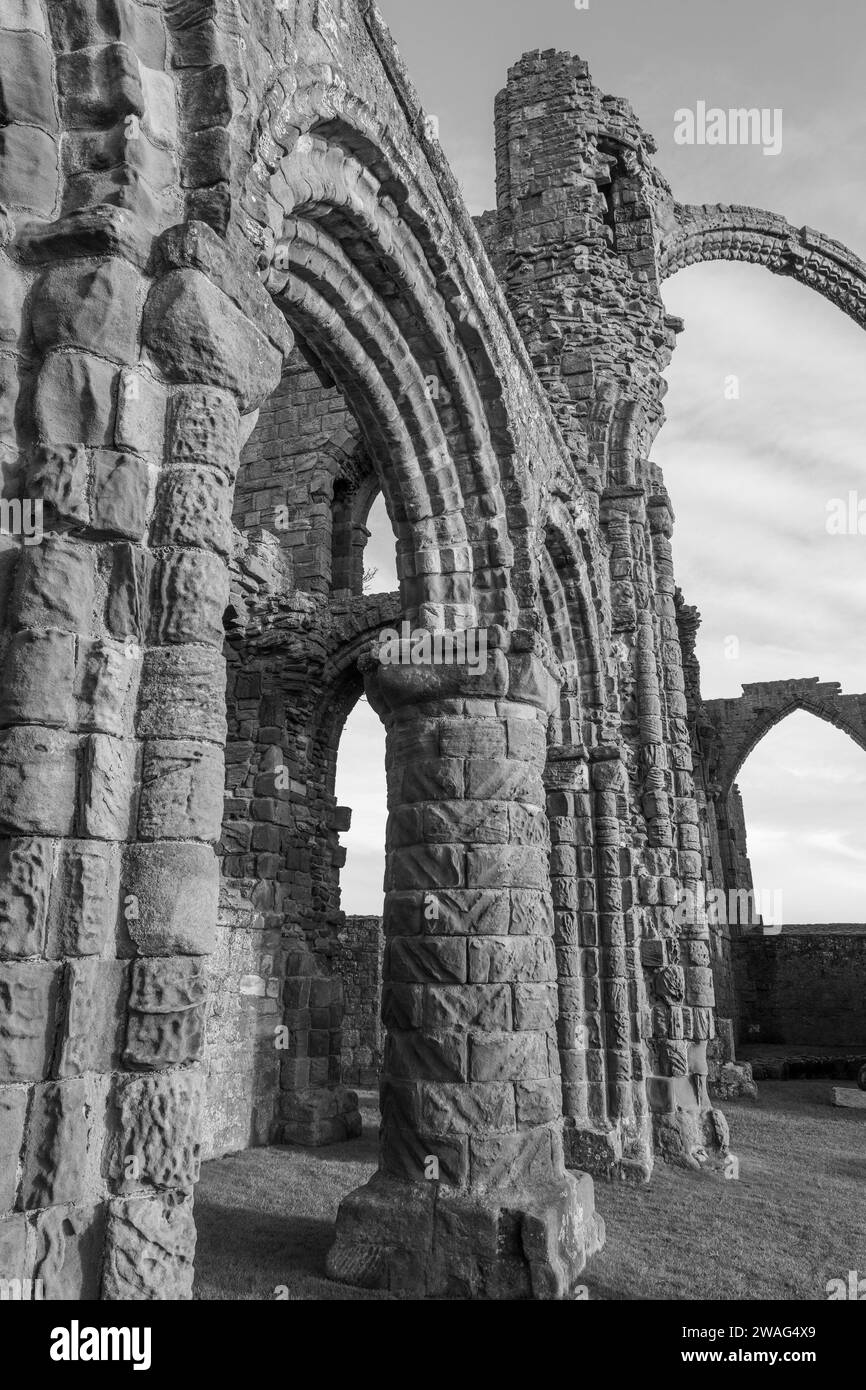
0 1 852 1305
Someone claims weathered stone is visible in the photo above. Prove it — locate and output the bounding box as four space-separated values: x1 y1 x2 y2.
18 1076 100 1208
56 44 143 128
142 269 282 414
137 739 224 842
58 959 129 1077
0 1086 27 1210
78 734 137 839
0 962 60 1084
115 368 167 458
153 465 233 557
0 727 77 836
46 840 120 958
31 1202 106 1299
90 450 154 538
34 352 117 447
122 841 218 955
166 385 239 476
108 1071 203 1191
31 259 141 362
0 125 58 215
0 629 76 728
149 549 228 646
47 0 166 68
0 32 57 129
25 443 89 528
138 646 226 742
102 1192 196 1299
12 537 95 633
0 837 54 958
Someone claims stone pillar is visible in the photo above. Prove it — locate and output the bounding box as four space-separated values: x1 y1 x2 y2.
327 635 603 1298
0 200 288 1295
643 496 729 1166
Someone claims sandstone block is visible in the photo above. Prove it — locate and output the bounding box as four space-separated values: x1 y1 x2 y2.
46 839 119 957
102 1192 195 1299
389 937 467 985
0 963 60 1084
12 537 95 633
149 549 228 646
115 368 167 458
153 465 233 557
0 32 57 129
108 1070 203 1192
0 125 58 216
0 1086 27 1210
34 352 117 447
18 1075 101 1208
25 443 89 528
122 841 217 955
0 727 77 836
79 734 137 839
166 385 240 476
137 739 224 842
91 450 154 539
0 837 55 957
0 628 76 728
31 259 140 363
142 269 282 414
56 43 143 128
58 959 129 1077
31 1201 106 1298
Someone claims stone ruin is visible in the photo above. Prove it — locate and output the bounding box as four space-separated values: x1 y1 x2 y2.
0 0 864 1301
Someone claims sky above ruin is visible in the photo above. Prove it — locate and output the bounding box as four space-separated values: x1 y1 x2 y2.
337 0 866 924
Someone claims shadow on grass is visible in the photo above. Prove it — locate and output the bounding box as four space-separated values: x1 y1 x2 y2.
194 1081 865 1301
194 1093 395 1300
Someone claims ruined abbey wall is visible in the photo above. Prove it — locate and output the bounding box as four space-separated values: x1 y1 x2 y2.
1 0 864 1301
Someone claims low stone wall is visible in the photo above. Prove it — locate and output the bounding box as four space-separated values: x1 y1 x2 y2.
734 926 866 1048
333 916 384 1087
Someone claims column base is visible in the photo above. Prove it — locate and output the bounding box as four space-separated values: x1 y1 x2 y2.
326 1170 604 1300
275 1085 362 1146
564 1120 654 1184
709 1061 758 1101
649 1074 731 1169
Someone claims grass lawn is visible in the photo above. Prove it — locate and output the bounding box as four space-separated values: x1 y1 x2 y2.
193 1082 866 1301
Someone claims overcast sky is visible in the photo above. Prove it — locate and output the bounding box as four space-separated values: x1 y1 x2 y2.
337 0 866 924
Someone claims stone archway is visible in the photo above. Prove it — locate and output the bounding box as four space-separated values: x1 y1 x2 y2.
701 679 866 803
0 3 608 1302
13 2 858 1304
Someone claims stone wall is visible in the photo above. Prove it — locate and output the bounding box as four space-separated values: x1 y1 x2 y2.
2 0 864 1300
734 927 866 1049
334 915 384 1087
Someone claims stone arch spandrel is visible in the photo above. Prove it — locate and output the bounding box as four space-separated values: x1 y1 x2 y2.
659 204 866 331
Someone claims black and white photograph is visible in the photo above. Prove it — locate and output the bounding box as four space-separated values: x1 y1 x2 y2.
0 0 863 1356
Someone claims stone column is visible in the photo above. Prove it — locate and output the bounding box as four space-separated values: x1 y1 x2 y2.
0 202 287 1297
643 496 729 1166
327 634 603 1298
